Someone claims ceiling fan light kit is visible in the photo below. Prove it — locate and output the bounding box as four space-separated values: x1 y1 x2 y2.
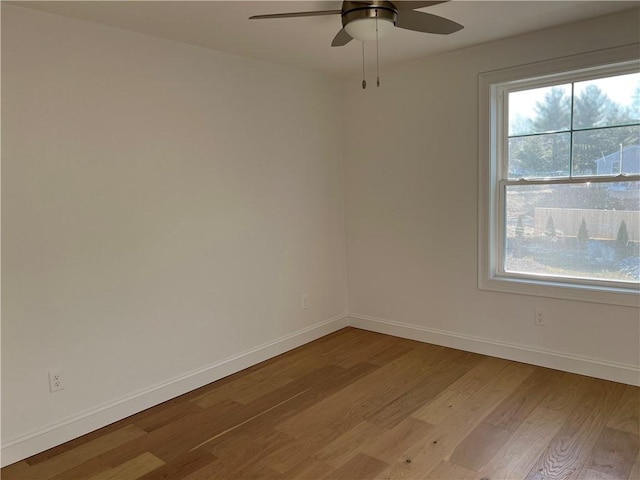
250 1 463 89
344 16 395 42
342 2 397 41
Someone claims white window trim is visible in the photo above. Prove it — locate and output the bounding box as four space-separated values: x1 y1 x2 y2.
478 44 640 308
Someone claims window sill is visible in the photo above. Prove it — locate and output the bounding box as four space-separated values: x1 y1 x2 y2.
479 274 640 307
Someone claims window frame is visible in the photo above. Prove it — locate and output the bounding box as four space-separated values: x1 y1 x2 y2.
478 45 640 307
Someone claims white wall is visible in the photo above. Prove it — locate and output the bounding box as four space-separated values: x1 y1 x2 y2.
1 4 347 462
344 10 639 379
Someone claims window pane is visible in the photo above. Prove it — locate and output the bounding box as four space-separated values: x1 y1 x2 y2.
505 182 640 283
572 126 640 176
508 133 570 179
509 84 571 136
573 72 640 129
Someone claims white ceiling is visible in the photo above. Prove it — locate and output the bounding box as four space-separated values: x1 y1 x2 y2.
12 1 639 77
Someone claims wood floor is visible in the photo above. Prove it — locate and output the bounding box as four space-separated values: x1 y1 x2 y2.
3 328 639 480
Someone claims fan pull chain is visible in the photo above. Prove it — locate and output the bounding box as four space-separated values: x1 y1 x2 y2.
361 41 367 89
375 10 380 87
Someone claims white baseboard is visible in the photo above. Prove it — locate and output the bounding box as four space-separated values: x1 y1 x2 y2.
0 314 349 467
348 313 640 387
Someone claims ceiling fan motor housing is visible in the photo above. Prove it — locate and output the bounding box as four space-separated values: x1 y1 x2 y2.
341 1 398 27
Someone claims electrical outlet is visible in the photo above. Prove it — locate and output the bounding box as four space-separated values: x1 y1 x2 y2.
49 369 64 393
302 294 309 310
534 309 546 326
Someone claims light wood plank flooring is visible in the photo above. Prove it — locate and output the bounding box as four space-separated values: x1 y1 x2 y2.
3 327 639 479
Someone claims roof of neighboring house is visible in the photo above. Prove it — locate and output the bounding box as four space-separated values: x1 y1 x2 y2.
597 144 640 166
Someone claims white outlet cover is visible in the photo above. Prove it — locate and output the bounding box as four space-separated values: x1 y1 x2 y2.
49 369 64 392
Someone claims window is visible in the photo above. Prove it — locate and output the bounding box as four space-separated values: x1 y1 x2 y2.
479 46 640 306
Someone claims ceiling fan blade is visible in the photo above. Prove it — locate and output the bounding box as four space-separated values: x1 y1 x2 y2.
331 28 354 47
395 10 463 34
394 1 449 10
250 10 341 20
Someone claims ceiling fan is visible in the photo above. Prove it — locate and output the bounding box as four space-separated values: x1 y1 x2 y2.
249 1 464 47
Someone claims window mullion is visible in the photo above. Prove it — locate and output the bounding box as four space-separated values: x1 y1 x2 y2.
569 81 575 178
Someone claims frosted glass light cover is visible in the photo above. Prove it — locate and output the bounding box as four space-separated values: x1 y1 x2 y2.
344 17 394 42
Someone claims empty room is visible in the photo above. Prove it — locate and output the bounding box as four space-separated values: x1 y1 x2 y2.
1 1 639 479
